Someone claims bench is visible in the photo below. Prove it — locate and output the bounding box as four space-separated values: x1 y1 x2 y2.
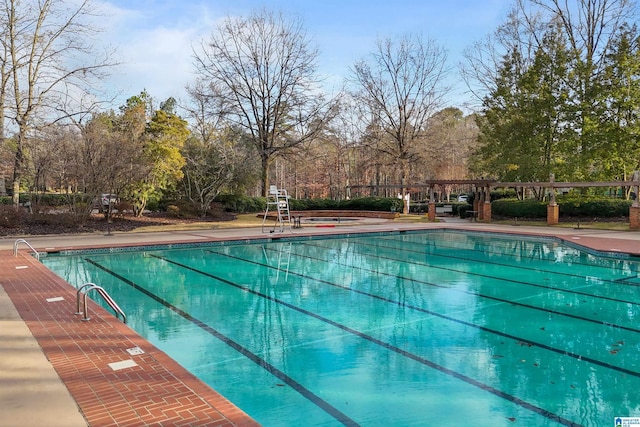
435 205 453 214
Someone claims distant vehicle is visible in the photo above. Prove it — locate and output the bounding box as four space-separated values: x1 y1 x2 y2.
457 195 468 203
100 193 118 211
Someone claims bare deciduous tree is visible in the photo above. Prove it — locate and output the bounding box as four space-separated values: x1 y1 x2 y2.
349 34 449 213
192 9 337 196
1 0 114 206
527 0 633 66
461 5 545 108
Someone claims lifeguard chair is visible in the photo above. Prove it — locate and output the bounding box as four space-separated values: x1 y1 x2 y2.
262 185 292 233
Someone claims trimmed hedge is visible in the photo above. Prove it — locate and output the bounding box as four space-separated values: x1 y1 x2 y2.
556 198 631 217
215 195 632 218
492 199 548 218
214 194 266 213
492 197 632 218
0 193 92 206
337 197 403 212
0 195 29 205
490 188 517 201
214 195 404 214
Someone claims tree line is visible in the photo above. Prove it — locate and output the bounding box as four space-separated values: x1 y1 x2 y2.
466 0 640 199
1 0 638 218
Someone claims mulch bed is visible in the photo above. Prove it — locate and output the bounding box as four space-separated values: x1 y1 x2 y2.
0 210 236 237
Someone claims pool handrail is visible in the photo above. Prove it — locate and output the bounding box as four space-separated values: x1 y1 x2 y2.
76 283 127 323
13 238 40 261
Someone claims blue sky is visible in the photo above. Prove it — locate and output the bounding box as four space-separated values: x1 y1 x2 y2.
99 0 511 110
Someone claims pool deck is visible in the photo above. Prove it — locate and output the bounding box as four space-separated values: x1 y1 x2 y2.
2 218 640 426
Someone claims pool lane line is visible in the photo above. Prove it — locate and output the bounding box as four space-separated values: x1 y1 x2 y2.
150 253 583 427
378 231 637 269
293 243 640 335
316 239 640 308
359 237 640 300
378 235 640 288
215 248 640 379
83 258 360 427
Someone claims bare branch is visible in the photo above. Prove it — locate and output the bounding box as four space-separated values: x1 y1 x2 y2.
348 33 449 211
0 0 116 204
192 9 338 195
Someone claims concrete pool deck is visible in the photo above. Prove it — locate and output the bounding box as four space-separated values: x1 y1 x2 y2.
2 218 640 426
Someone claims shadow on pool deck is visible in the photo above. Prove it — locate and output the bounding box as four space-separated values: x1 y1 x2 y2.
3 220 640 426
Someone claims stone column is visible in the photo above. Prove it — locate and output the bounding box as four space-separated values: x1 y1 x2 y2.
547 204 559 225
481 184 491 222
427 185 436 221
547 174 559 225
482 201 492 222
428 202 436 221
476 189 484 221
631 172 640 230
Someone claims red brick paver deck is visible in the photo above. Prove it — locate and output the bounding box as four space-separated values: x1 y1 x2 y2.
1 249 259 427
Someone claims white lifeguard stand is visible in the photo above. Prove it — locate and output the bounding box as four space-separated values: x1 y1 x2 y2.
262 185 292 233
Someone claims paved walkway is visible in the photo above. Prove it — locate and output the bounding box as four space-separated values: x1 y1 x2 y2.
2 219 640 426
0 285 87 427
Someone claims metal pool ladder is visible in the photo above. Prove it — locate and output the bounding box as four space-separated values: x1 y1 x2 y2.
13 238 40 260
76 283 127 323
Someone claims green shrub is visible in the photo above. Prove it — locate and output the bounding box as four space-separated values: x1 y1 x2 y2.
287 198 306 210
214 195 403 213
294 198 337 210
35 194 68 206
338 197 402 212
490 188 517 201
215 194 265 213
146 198 160 212
237 196 266 213
492 197 632 218
492 198 547 218
0 194 29 205
0 193 96 207
557 198 631 217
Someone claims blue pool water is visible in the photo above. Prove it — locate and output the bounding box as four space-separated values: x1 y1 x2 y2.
42 230 640 426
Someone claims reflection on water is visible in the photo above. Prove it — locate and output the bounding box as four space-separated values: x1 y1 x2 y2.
43 230 640 426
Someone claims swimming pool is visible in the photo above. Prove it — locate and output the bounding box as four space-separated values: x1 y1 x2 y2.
42 230 640 426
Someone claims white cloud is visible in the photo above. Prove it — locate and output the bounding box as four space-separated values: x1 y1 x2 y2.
94 0 510 111
111 26 198 103
96 1 220 107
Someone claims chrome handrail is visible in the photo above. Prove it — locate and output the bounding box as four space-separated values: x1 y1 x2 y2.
13 239 40 261
76 283 127 323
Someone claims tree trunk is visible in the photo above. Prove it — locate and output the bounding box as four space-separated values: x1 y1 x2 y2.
12 180 20 206
11 137 24 207
401 160 409 214
261 154 270 197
